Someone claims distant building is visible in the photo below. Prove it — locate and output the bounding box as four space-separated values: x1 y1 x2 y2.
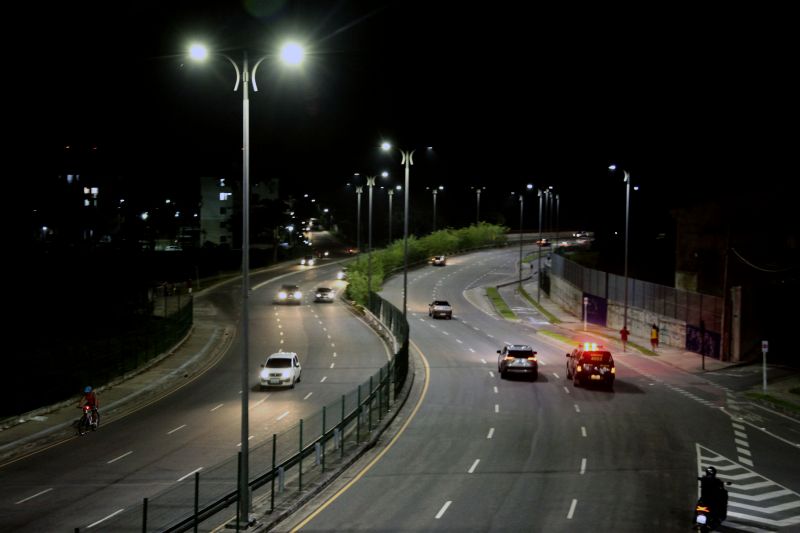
200 176 235 247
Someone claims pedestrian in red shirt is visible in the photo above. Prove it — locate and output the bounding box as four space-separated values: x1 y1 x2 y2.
620 326 630 352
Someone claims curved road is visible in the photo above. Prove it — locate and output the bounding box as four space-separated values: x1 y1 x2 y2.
279 248 800 532
0 260 391 532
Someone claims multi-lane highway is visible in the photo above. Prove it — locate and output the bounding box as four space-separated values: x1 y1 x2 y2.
278 248 800 532
0 260 391 532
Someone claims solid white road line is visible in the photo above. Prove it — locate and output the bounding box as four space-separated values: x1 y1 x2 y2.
87 508 125 528
177 467 202 482
15 488 53 505
435 501 452 519
107 451 133 464
567 499 577 519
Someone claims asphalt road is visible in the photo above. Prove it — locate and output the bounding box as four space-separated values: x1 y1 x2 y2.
0 260 391 532
279 248 800 532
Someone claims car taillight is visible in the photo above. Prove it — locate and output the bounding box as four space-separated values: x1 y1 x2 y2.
576 364 583 372
611 367 616 374
505 356 515 361
527 356 537 361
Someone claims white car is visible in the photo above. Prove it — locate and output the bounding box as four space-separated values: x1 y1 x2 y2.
260 352 302 389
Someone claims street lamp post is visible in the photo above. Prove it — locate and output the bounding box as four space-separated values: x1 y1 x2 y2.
366 176 376 306
382 142 414 317
473 186 485 224
537 189 543 302
188 40 304 528
517 184 533 287
431 185 443 232
355 185 363 263
387 188 394 244
609 165 631 331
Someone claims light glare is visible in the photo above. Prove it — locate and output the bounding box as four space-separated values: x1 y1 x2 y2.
280 42 304 66
189 43 208 61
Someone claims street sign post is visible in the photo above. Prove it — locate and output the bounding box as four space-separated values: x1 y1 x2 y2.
762 340 769 392
583 296 588 332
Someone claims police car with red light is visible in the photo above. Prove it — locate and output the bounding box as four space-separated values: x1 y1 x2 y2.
566 342 615 389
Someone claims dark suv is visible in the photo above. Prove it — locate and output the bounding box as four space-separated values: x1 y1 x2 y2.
566 343 615 389
497 344 538 380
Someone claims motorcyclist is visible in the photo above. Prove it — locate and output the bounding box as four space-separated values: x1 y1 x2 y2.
78 386 100 426
698 466 727 522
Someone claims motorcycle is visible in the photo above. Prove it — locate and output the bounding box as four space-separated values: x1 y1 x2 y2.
76 405 99 435
693 478 730 531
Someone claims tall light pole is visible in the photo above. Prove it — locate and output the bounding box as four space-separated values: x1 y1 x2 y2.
366 176 376 305
555 193 560 249
472 186 485 224
537 189 543 302
387 188 394 243
355 184 363 262
610 164 631 331
382 142 414 317
518 184 534 286
430 185 443 231
188 39 304 527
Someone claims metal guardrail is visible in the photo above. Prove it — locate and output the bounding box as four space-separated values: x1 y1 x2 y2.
89 293 408 532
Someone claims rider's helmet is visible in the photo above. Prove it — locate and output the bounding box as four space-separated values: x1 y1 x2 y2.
84 386 92 393
705 466 717 477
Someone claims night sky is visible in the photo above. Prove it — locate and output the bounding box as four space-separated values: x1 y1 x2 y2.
21 1 796 233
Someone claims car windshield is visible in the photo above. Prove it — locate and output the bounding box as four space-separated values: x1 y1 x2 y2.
281 285 299 291
267 358 292 368
433 300 450 306
580 351 612 363
317 288 331 293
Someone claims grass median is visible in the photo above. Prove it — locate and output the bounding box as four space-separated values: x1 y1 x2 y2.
486 287 517 319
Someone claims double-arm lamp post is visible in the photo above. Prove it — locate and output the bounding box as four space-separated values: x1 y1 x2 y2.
609 164 631 331
381 142 413 317
189 40 304 527
517 184 534 286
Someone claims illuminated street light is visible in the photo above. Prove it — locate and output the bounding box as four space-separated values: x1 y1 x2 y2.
517 183 534 286
428 185 444 231
471 186 486 224
609 164 631 331
382 141 414 317
188 38 304 527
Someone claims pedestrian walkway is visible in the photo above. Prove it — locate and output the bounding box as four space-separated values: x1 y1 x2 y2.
0 290 234 465
509 279 800 417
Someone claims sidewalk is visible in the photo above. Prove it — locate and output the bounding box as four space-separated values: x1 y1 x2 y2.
513 279 800 417
0 290 235 465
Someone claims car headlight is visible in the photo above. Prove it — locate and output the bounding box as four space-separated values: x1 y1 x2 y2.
337 272 345 279
260 369 269 379
293 291 302 299
278 292 287 300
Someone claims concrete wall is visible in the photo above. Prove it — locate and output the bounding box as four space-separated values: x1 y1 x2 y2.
550 273 687 350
